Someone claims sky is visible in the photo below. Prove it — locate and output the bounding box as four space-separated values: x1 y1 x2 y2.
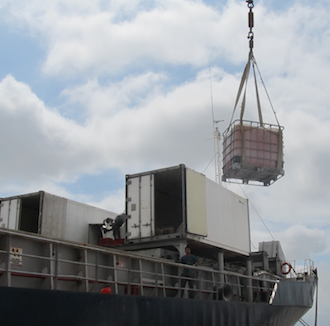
0 0 329 324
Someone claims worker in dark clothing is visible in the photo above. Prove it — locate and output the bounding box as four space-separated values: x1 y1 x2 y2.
101 214 128 240
180 246 199 298
111 214 125 239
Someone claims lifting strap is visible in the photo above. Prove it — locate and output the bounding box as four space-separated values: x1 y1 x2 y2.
223 0 284 183
228 0 280 129
227 49 284 174
228 50 281 129
229 50 264 127
253 61 263 127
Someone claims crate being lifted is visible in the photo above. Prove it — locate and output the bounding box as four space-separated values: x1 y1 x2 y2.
222 2 284 186
222 120 284 186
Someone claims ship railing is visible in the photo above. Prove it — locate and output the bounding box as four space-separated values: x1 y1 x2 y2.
303 259 315 276
0 228 278 303
284 259 316 280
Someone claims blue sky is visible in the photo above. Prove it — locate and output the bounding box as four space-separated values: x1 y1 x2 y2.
0 0 329 324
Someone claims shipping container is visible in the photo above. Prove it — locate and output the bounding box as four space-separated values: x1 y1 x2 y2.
125 165 250 256
259 241 286 275
0 191 117 244
259 241 286 263
222 120 284 185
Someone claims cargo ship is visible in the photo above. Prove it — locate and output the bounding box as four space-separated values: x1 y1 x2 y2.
0 164 317 326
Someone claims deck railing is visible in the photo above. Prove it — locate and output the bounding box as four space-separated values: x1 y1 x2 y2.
0 228 279 303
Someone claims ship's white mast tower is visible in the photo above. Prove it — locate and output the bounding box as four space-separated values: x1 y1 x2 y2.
209 65 224 185
213 120 224 185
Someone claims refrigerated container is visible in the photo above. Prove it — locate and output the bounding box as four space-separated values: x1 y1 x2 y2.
0 191 117 244
125 165 250 256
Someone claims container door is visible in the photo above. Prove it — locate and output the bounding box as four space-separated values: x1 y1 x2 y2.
186 168 208 237
140 174 154 238
19 194 41 233
1 201 10 228
126 175 154 239
127 177 140 239
0 201 9 228
2 199 21 230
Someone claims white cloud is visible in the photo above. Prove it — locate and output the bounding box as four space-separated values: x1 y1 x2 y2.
2 0 328 85
251 224 327 261
62 72 167 116
40 1 220 75
0 69 229 192
0 0 249 76
281 225 327 261
88 188 125 215
0 75 99 184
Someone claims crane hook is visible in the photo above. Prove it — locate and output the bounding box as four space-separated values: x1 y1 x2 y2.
246 0 254 8
246 0 254 50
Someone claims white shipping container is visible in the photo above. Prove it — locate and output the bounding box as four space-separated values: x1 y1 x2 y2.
125 165 251 256
203 178 250 255
259 241 286 263
0 191 117 244
186 168 208 237
0 198 20 229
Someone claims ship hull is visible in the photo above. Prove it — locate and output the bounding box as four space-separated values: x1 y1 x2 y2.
0 286 310 326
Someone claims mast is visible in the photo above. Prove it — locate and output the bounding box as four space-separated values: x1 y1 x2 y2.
213 120 223 185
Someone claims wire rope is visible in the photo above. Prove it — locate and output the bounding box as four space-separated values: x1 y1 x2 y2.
298 318 310 326
203 152 216 175
235 180 275 241
253 58 281 126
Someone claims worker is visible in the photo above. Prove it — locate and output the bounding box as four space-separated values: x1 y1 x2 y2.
101 214 128 240
180 246 199 298
111 214 126 239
